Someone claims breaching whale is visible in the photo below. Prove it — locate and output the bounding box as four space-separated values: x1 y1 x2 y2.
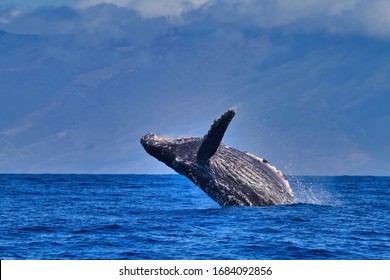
140 109 294 207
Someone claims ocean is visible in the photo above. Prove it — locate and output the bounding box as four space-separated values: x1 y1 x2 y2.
0 174 389 260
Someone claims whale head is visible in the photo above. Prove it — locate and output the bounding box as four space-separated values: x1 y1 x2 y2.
141 109 235 175
140 133 202 175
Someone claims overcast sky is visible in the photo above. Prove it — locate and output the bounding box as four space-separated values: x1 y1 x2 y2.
2 0 390 37
0 1 389 175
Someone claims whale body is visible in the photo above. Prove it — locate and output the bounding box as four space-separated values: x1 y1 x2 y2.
140 109 294 207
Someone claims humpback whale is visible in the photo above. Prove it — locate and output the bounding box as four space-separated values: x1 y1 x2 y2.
140 109 294 207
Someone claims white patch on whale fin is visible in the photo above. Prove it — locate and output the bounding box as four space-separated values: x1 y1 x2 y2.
245 152 294 197
197 109 235 161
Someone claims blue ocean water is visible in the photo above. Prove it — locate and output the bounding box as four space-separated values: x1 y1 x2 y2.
0 174 389 260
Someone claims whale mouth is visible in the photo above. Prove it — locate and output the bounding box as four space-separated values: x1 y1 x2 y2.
140 133 161 160
140 133 178 167
140 133 173 147
140 132 172 149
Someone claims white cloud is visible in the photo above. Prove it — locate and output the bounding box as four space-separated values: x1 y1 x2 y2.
0 8 22 24
75 0 390 37
2 0 390 38
342 0 390 37
77 0 209 18
200 0 390 37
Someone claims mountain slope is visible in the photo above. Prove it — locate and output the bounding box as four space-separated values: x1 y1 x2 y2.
0 25 389 175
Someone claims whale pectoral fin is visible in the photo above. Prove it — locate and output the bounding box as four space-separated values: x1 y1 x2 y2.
197 108 235 161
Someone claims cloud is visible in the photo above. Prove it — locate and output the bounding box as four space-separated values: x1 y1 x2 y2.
72 0 390 38
2 0 390 38
77 0 209 18
0 5 80 35
0 4 172 47
0 7 22 24
196 0 390 38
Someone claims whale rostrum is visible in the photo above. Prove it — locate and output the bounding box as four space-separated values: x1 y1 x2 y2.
140 109 294 207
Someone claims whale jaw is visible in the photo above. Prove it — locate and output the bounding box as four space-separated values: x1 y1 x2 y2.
140 133 201 174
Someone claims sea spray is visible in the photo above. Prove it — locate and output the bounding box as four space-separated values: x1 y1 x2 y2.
288 176 339 206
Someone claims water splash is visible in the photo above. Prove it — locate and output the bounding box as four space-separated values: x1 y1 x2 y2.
288 176 339 206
